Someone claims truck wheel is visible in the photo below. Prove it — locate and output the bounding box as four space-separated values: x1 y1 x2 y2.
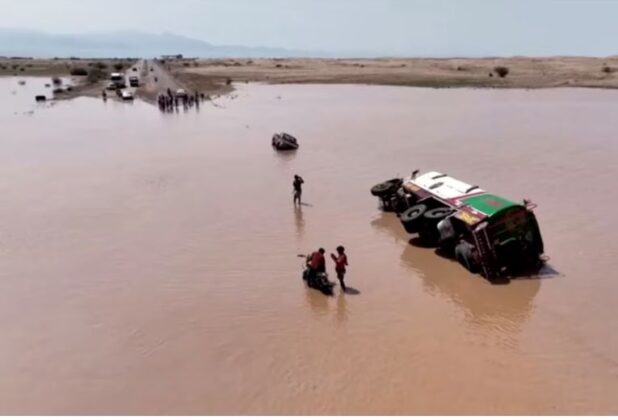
400 204 427 233
455 242 478 274
423 207 454 220
418 207 454 245
370 178 402 197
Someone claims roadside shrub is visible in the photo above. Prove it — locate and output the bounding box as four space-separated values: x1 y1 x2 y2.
113 62 124 71
275 64 283 68
12 64 19 69
19 67 25 72
183 62 190 67
70 67 88 76
489 72 494 77
94 62 107 69
226 77 232 85
87 68 106 83
602 65 614 74
494 66 509 78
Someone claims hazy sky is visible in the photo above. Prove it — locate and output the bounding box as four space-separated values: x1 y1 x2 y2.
1 0 618 56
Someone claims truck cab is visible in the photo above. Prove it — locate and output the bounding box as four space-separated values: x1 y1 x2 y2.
110 73 126 88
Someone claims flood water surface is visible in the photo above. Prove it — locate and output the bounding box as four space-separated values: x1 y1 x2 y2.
1 78 618 414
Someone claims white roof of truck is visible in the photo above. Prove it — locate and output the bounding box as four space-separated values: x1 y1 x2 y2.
405 171 484 200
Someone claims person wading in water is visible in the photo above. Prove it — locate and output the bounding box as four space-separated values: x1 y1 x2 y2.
331 246 349 292
293 175 304 206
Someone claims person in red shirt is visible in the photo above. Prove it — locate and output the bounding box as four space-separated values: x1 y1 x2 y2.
309 248 326 273
331 246 348 291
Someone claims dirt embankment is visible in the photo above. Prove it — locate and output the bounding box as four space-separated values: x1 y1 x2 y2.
166 56 618 90
5 56 618 103
0 57 137 100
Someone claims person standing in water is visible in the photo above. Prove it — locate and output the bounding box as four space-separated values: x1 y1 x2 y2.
331 246 349 292
293 175 304 206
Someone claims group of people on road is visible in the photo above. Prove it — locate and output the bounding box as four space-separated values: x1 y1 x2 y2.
157 88 204 113
294 174 350 292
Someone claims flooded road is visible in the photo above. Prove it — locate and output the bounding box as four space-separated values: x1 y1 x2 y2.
1 77 618 415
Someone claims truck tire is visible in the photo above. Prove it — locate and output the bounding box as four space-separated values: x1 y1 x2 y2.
418 207 454 245
370 178 402 197
400 204 427 233
455 242 479 274
423 207 454 220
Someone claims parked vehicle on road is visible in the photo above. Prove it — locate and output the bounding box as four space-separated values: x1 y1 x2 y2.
129 76 139 87
371 170 545 281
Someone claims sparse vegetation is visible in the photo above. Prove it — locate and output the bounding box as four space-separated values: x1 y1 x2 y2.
70 67 88 76
602 65 614 74
113 62 125 71
494 66 509 78
86 68 106 83
489 72 494 77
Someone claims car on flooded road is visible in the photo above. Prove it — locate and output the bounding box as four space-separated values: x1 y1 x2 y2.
120 90 134 101
371 170 545 281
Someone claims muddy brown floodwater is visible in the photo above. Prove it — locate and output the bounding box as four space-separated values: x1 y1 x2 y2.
1 77 618 415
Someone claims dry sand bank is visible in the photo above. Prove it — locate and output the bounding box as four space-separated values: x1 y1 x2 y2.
166 56 618 90
4 56 618 104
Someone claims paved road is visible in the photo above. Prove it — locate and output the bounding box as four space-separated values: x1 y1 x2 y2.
133 59 185 102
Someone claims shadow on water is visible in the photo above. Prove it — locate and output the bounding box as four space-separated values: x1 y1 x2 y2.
343 287 361 295
370 212 551 327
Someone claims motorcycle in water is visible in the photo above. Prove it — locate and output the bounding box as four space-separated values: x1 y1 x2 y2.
300 256 335 295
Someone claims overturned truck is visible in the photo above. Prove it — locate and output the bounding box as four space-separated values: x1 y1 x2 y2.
371 171 545 281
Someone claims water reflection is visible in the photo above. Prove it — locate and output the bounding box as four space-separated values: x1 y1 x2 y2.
305 288 330 317
370 213 541 330
336 292 349 324
294 206 305 239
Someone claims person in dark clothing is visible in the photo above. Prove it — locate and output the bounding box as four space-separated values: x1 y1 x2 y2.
293 175 304 206
331 246 348 291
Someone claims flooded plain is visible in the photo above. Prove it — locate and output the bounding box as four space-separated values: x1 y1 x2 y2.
1 77 618 415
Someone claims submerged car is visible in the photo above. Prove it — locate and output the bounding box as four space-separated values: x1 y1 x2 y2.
371 170 545 281
272 132 299 151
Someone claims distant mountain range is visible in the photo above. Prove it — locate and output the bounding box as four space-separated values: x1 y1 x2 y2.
0 28 336 58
